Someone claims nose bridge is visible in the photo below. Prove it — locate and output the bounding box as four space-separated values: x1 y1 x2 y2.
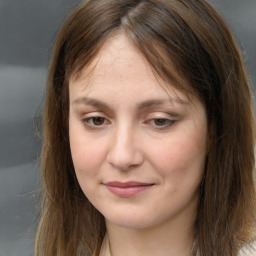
107 122 142 170
115 123 132 148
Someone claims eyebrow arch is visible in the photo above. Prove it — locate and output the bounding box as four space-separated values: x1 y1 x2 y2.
72 97 187 110
137 98 188 109
72 97 109 109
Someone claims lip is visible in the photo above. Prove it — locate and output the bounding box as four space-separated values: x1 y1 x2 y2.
104 181 154 197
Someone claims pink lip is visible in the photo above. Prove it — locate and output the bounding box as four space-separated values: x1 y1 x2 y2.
104 181 154 197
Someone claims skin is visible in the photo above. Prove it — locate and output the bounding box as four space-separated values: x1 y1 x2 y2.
69 32 207 256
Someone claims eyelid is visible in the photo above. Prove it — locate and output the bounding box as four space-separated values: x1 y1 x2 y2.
144 112 180 129
146 112 180 120
81 112 111 129
80 112 180 130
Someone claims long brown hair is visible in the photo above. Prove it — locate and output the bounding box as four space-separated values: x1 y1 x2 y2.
35 0 256 255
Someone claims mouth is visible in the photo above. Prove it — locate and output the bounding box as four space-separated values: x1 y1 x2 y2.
103 181 154 197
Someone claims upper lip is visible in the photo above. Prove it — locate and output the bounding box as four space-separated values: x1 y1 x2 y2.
104 181 154 187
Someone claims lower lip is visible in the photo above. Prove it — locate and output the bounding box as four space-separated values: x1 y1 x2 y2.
105 185 153 197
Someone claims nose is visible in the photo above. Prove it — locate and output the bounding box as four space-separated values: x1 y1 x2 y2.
107 125 144 170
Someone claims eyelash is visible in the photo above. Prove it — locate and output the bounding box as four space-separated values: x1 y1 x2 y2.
146 118 176 129
81 115 177 130
82 116 109 129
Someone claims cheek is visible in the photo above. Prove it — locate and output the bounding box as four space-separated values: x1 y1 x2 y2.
69 133 108 200
148 131 206 179
69 125 106 178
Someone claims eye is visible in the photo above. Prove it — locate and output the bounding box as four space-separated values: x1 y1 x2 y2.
152 118 174 127
144 115 177 130
82 116 109 128
90 117 106 126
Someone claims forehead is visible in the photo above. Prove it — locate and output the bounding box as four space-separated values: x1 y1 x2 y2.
69 32 192 104
71 33 153 83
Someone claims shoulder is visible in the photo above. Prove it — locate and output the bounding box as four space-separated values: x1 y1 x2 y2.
239 242 256 256
240 252 256 256
239 252 256 256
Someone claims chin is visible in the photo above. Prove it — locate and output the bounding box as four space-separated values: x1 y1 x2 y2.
107 218 151 229
104 210 161 230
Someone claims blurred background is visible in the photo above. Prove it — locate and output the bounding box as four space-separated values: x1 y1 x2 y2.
0 1 255 255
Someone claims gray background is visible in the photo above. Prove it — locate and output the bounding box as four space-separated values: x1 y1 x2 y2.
0 1 255 256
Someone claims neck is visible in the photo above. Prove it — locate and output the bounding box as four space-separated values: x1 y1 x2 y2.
102 214 196 256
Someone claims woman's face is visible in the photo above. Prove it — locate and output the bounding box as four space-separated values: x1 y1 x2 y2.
69 33 207 230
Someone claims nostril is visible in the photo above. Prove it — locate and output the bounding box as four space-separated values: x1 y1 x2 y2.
106 146 143 170
106 128 144 170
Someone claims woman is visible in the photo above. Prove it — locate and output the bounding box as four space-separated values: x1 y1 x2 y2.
35 0 256 255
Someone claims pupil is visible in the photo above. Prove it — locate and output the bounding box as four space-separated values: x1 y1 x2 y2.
93 117 104 125
155 119 166 126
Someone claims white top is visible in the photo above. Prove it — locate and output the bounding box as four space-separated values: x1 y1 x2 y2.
239 247 256 256
99 236 256 256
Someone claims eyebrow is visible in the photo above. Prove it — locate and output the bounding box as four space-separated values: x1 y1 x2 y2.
72 97 110 109
72 97 187 110
137 98 187 109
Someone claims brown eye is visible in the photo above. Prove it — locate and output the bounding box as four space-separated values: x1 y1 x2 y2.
82 116 109 129
91 117 106 126
153 118 172 126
